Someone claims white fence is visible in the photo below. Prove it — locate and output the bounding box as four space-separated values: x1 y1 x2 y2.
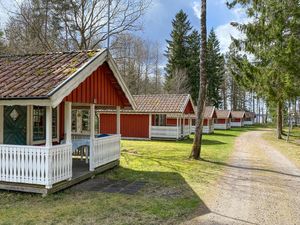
214 123 231 130
244 120 254 125
91 135 121 170
151 126 180 139
183 126 190 137
191 125 214 134
0 144 72 188
231 121 244 127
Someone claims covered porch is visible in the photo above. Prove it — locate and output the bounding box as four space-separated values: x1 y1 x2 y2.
0 103 121 193
0 50 135 194
150 113 191 140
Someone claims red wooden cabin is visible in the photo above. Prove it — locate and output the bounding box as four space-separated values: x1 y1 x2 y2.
214 110 232 130
0 49 135 194
231 111 246 127
99 94 195 140
190 106 217 134
244 112 256 125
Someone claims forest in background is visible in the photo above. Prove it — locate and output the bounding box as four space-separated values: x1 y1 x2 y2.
0 0 297 126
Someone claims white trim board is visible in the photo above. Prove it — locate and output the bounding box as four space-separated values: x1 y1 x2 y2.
0 106 3 144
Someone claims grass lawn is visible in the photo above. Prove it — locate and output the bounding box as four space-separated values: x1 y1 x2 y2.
0 128 249 225
262 127 300 167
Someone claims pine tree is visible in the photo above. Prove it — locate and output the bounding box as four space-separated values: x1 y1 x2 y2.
206 29 225 108
165 10 192 92
228 0 300 139
187 30 200 102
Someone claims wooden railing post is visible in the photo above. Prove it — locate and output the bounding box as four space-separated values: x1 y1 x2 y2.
89 104 95 171
0 106 3 144
46 106 53 147
65 102 72 144
116 106 121 134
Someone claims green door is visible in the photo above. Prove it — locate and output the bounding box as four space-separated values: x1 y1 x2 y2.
4 106 27 145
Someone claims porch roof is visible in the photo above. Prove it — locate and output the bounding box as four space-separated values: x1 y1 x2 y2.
132 94 195 114
245 112 256 118
190 106 217 119
216 110 232 119
0 49 136 108
231 111 246 118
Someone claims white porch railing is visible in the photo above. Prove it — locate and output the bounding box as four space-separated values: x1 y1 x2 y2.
183 125 190 137
0 144 72 188
231 121 244 127
151 126 181 139
214 123 231 130
191 125 214 134
90 135 121 170
244 120 254 125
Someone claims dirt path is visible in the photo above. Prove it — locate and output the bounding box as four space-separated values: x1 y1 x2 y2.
185 130 300 225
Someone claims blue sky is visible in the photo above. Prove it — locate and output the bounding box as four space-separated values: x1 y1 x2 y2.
0 0 245 54
138 0 246 54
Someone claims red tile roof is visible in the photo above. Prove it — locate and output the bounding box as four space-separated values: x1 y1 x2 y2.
216 110 232 119
0 50 103 99
245 112 256 118
132 94 194 114
190 106 216 119
231 111 246 118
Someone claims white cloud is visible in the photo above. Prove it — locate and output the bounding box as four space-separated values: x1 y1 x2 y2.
215 23 244 53
215 7 251 53
192 1 201 19
192 1 250 53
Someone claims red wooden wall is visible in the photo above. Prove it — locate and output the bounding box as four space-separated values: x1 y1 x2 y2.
215 119 226 124
100 114 149 138
184 101 195 114
166 118 189 126
65 63 130 107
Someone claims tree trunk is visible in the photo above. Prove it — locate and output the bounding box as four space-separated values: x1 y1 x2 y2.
277 101 283 139
190 0 207 160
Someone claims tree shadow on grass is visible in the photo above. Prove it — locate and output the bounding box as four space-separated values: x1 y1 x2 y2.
151 138 226 146
200 158 300 178
71 167 211 224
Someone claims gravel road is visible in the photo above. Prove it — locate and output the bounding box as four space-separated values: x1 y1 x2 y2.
184 130 300 225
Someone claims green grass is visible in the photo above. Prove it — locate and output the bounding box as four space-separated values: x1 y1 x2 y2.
0 128 249 225
262 127 300 167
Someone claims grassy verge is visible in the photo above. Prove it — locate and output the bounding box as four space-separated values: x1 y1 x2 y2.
262 127 300 167
0 128 249 225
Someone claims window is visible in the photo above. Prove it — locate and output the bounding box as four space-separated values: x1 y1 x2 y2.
33 106 58 141
72 110 77 132
33 106 46 141
154 114 166 126
72 109 99 134
52 108 57 138
82 110 90 132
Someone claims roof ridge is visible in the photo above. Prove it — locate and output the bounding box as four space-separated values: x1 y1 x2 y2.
132 93 189 97
0 49 104 58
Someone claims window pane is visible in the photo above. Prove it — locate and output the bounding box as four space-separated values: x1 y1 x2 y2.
33 106 46 141
52 107 57 138
72 110 77 132
82 110 90 131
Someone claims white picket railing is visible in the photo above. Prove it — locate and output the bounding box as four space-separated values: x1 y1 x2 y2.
183 125 190 137
91 135 121 170
244 120 254 125
214 123 231 130
191 125 214 134
0 144 72 188
151 126 180 139
231 121 244 127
